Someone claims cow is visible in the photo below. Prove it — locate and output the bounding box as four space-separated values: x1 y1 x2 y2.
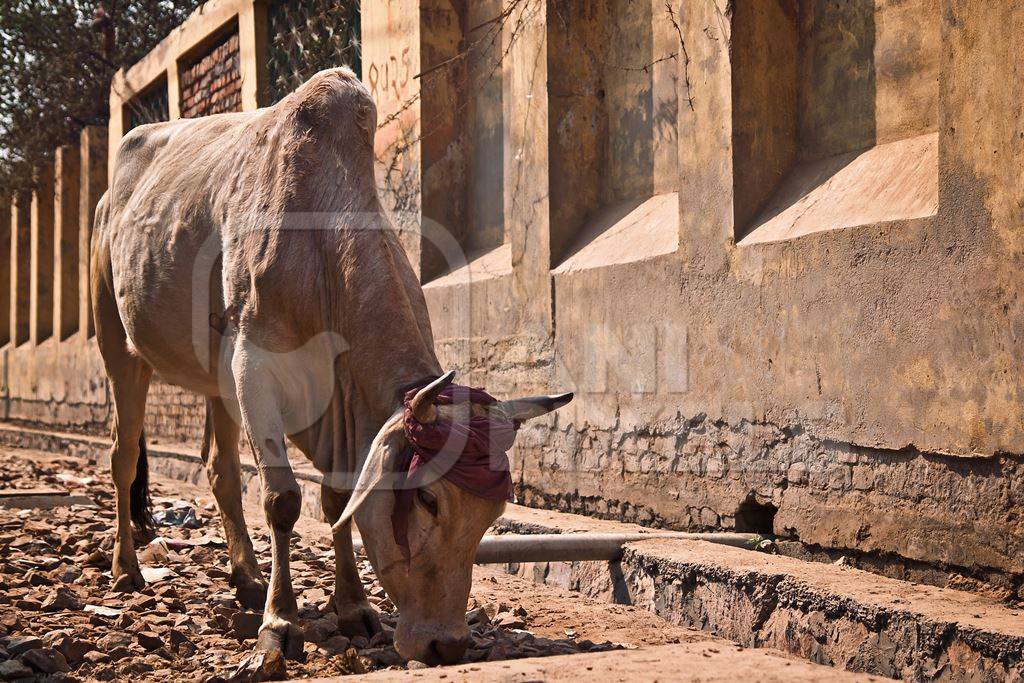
91 67 572 665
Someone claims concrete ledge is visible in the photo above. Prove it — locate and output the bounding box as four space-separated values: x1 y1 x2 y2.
623 540 1024 681
0 422 327 519
491 506 1024 682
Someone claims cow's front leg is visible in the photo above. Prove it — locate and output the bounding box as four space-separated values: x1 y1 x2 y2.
233 351 304 660
201 398 267 609
322 485 382 638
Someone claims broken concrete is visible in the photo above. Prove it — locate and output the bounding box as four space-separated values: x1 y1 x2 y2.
492 506 1024 683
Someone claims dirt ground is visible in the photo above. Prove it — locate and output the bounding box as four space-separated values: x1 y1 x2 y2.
0 448 707 682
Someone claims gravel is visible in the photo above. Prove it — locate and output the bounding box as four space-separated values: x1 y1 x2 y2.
0 454 620 681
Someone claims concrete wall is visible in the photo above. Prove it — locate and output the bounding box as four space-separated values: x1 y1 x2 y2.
411 0 1024 587
3 0 1022 592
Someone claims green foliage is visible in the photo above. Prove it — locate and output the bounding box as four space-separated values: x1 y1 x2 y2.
0 0 201 195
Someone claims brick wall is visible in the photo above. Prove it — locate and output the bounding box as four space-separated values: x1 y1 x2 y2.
144 381 206 445
178 30 242 119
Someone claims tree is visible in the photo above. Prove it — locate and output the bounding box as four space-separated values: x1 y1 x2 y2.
0 0 201 195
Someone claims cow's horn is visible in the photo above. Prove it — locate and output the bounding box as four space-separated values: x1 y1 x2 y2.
409 370 456 424
495 392 574 421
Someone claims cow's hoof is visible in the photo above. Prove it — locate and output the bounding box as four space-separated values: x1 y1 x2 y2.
336 603 382 638
111 568 145 593
231 571 268 610
257 619 305 661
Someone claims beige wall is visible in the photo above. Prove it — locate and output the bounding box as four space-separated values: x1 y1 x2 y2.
4 0 1023 590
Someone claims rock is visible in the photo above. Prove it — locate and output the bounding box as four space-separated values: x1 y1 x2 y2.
466 606 490 626
368 629 392 648
231 611 263 641
168 629 194 652
21 647 71 674
302 614 339 644
42 586 84 612
83 650 111 665
54 636 93 666
56 567 82 583
321 635 350 655
361 647 404 667
138 538 170 564
407 660 430 670
13 598 41 611
84 549 110 567
84 604 122 618
137 631 163 651
5 636 43 657
106 647 132 662
96 633 132 651
127 594 158 611
0 659 32 680
493 613 526 629
229 649 287 682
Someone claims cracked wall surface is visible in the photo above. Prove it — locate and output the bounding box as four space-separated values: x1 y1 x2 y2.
3 0 1022 592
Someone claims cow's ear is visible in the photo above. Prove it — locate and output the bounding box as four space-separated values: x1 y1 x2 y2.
494 392 574 422
332 411 405 531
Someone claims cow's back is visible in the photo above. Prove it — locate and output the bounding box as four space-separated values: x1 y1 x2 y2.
96 68 436 407
99 110 261 393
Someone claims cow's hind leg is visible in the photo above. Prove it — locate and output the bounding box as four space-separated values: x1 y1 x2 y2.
93 257 153 593
232 341 304 659
202 398 267 609
322 486 382 638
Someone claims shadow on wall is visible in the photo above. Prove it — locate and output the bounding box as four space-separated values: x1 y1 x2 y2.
732 0 878 240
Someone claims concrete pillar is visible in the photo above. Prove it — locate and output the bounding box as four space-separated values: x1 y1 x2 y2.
239 0 269 108
0 201 9 347
362 0 423 269
167 65 181 121
80 126 108 339
503 0 552 338
30 164 55 345
675 0 734 269
108 70 125 186
54 145 81 341
10 195 31 346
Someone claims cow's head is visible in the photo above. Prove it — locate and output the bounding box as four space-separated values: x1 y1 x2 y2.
334 372 572 664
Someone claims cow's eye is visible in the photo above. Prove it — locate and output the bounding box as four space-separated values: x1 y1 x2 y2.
416 489 439 517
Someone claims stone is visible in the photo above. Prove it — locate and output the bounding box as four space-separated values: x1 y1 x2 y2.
42 586 84 612
466 606 490 626
231 611 263 641
0 659 32 680
302 614 339 644
5 636 42 657
493 613 526 630
21 647 71 674
229 649 287 682
361 647 404 667
54 636 93 666
137 631 163 651
321 635 350 655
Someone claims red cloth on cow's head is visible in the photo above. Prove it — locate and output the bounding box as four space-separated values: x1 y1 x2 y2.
391 383 516 565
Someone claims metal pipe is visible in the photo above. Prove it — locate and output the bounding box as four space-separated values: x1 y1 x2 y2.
353 531 758 564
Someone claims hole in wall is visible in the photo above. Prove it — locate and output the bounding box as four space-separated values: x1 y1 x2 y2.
734 495 778 535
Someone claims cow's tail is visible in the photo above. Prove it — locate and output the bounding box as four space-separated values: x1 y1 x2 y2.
130 431 154 534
